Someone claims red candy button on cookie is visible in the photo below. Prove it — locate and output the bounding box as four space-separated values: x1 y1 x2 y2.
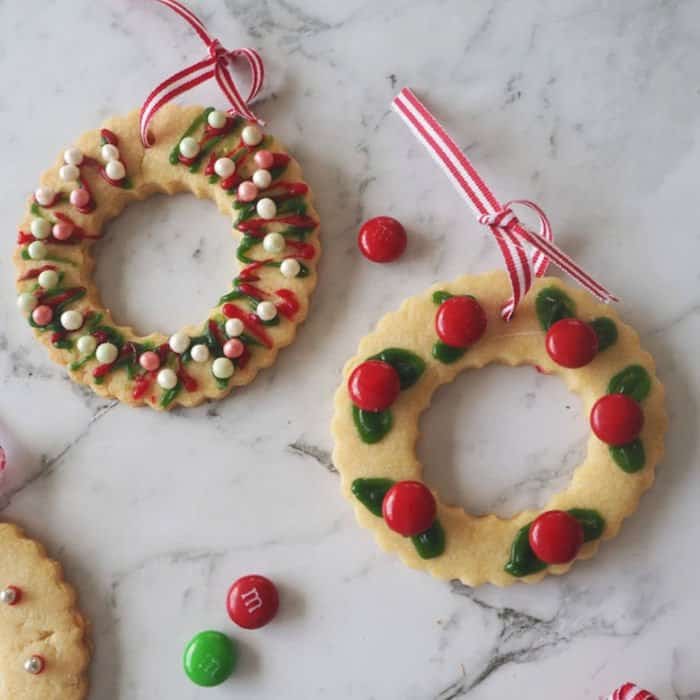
382 481 436 537
358 216 407 263
435 296 487 348
528 510 584 564
348 360 401 412
545 318 599 368
590 394 644 446
227 575 279 630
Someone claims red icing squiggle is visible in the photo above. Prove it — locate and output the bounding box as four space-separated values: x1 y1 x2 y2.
275 289 300 320
18 264 57 281
222 303 273 348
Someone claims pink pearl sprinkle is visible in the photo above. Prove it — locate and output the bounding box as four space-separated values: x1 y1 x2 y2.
254 149 274 169
237 181 259 202
223 338 245 359
70 188 90 208
52 221 74 241
139 351 161 371
32 305 53 326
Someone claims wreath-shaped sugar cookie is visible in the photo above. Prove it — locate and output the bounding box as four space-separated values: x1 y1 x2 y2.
14 104 320 410
332 272 666 586
0 523 89 698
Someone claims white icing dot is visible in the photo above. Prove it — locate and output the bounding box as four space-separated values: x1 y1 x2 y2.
157 368 178 390
63 147 84 166
212 357 234 379
208 110 227 129
59 164 80 182
105 160 126 181
17 293 38 313
190 344 210 363
242 125 263 146
179 137 200 159
101 144 120 161
169 332 190 354
95 342 118 364
37 269 59 289
280 258 301 278
256 300 277 321
214 157 236 178
252 169 272 189
225 318 244 337
27 241 47 260
263 232 285 254
30 219 51 240
60 309 83 331
34 187 55 206
256 197 277 220
76 335 96 355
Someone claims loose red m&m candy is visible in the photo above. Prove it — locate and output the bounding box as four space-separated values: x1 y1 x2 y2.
590 394 644 446
545 318 598 368
528 510 584 564
382 481 436 537
227 575 279 630
358 216 407 263
435 296 487 348
348 360 401 412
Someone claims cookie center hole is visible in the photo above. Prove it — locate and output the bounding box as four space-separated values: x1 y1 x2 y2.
93 193 235 336
419 364 587 519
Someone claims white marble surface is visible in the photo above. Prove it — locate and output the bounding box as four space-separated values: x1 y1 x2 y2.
1 1 699 698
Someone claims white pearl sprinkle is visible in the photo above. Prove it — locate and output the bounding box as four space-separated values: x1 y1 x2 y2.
262 232 285 254
179 137 200 159
95 342 118 364
105 160 126 181
212 357 234 379
30 219 51 240
252 169 272 189
60 310 83 331
59 164 80 182
280 258 301 278
38 269 59 289
241 125 263 146
63 147 83 166
100 144 120 161
24 656 44 675
157 368 178 390
256 197 277 220
0 588 17 604
214 157 236 178
34 187 55 206
207 110 227 129
190 344 210 363
17 293 38 313
27 241 47 260
76 335 97 355
168 332 190 354
225 318 244 337
256 300 277 321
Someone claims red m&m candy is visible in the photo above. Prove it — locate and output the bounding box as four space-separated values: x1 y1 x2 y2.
590 394 644 446
358 216 407 263
545 318 598 368
435 296 487 348
348 360 401 412
227 575 279 630
528 510 584 564
382 481 436 537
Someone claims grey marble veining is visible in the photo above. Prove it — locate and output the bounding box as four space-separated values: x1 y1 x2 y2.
1 1 699 698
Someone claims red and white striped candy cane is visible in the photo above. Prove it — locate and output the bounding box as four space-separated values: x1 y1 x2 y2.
392 87 618 320
606 682 659 700
139 0 265 147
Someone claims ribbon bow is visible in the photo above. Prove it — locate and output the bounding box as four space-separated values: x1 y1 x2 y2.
139 0 265 147
392 87 618 320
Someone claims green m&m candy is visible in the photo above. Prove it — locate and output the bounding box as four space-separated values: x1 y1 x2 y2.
183 630 237 687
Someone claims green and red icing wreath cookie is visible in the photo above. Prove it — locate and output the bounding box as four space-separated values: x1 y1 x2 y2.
14 104 320 409
331 272 666 586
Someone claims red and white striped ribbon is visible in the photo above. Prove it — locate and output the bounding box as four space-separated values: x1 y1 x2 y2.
606 682 658 700
392 87 618 320
139 0 265 147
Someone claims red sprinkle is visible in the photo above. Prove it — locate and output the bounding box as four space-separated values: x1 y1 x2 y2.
382 481 436 537
545 318 598 368
358 216 407 263
529 510 584 564
435 296 487 348
348 360 401 412
227 575 279 630
590 394 644 446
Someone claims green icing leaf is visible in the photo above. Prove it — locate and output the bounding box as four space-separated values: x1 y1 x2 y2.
504 524 547 577
432 341 466 364
609 440 645 473
535 286 576 330
432 290 453 305
567 508 605 541
160 381 182 408
352 405 392 444
275 196 307 216
53 339 73 350
608 365 651 402
169 107 213 164
590 317 618 352
351 478 395 517
412 520 446 559
369 348 425 390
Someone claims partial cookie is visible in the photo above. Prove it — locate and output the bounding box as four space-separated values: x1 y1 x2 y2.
0 523 89 698
15 105 320 410
331 272 666 586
